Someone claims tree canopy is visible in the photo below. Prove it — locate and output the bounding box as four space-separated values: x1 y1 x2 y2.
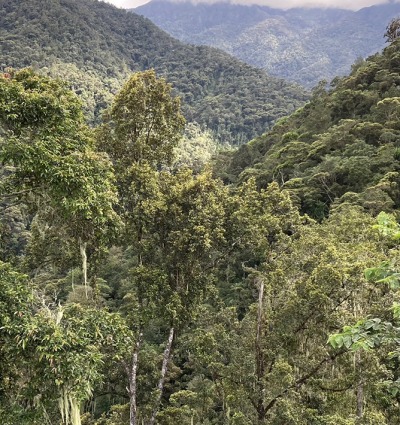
3 27 400 425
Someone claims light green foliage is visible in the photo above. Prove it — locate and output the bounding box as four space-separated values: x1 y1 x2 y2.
100 70 185 169
0 69 119 229
120 168 228 326
155 169 227 323
17 304 130 425
4 27 400 425
98 70 185 244
173 122 220 173
176 206 394 423
96 70 229 424
100 71 225 325
39 61 128 125
329 212 400 406
219 178 301 310
0 261 33 395
372 211 400 240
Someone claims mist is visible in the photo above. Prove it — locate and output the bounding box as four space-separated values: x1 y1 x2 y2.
106 0 399 11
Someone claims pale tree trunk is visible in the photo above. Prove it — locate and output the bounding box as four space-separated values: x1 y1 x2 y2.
79 240 88 298
149 327 175 425
128 332 143 425
255 276 266 423
355 351 364 419
256 276 265 364
353 300 364 419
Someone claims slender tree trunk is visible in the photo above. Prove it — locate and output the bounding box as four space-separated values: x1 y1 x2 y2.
355 351 363 419
353 300 363 419
149 327 174 425
256 276 265 371
79 240 88 298
129 332 143 425
356 379 364 419
255 276 266 423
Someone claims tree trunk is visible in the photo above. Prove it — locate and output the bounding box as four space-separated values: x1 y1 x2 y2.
353 300 363 419
149 327 174 425
356 379 364 419
79 240 88 298
129 332 143 425
255 276 266 424
355 351 363 419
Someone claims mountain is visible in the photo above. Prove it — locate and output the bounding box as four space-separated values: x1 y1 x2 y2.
218 38 400 219
135 1 400 88
0 0 308 144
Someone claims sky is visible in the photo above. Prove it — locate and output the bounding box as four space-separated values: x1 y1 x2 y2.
105 0 398 10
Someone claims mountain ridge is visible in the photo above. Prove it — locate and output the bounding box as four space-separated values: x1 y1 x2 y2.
135 0 400 88
0 0 308 144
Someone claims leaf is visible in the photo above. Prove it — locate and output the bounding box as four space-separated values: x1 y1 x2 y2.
343 335 353 349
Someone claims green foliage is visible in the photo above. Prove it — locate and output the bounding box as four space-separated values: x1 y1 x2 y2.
120 168 228 327
328 212 400 411
4 37 400 425
0 260 131 424
0 69 120 289
173 122 223 173
224 39 400 218
136 1 398 89
174 206 394 423
0 0 308 144
99 70 185 169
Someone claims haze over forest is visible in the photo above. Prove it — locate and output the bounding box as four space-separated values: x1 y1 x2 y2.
135 0 400 87
110 0 399 11
2 1 400 425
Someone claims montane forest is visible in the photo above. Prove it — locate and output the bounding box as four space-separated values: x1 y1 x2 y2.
2 1 400 425
135 0 400 88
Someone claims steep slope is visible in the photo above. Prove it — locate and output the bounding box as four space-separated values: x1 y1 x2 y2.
220 39 400 219
135 1 400 88
0 0 308 144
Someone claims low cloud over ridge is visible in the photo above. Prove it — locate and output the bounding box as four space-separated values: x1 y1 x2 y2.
108 0 399 11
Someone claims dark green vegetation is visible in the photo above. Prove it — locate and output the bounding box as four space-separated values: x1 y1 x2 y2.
0 0 308 144
3 10 400 425
3 32 400 424
135 0 400 88
221 38 400 221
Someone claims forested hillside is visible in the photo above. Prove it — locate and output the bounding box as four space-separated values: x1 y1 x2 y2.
0 0 308 144
135 0 400 88
3 28 400 424
221 37 400 220
3 1 400 424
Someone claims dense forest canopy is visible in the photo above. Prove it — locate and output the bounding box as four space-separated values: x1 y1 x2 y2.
0 0 308 144
135 0 400 88
3 5 400 425
220 37 400 220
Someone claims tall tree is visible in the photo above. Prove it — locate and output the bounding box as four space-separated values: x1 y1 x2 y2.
98 69 185 174
385 18 400 43
98 70 186 425
0 69 120 292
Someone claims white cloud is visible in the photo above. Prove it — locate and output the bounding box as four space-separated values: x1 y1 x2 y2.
242 0 390 9
104 0 148 8
105 0 399 10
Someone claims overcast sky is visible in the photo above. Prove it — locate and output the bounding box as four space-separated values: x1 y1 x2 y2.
106 0 398 10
